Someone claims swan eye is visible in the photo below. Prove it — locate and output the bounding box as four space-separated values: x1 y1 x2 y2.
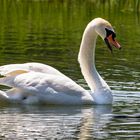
104 28 121 52
105 28 116 40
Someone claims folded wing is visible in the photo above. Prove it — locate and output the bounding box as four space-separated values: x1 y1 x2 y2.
0 69 89 104
0 62 64 76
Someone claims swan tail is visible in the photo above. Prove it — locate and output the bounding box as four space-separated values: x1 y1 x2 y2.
0 88 24 102
0 88 40 104
0 70 29 103
0 90 9 99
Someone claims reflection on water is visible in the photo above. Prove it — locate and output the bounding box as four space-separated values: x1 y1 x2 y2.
1 93 140 139
0 0 140 139
0 105 112 139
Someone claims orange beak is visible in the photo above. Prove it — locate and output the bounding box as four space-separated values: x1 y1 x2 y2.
107 34 121 49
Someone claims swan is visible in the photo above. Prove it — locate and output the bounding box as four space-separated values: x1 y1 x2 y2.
0 18 121 105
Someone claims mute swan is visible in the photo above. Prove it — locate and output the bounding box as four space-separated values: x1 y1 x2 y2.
0 18 121 105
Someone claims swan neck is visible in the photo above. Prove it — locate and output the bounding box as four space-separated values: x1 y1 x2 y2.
78 24 109 91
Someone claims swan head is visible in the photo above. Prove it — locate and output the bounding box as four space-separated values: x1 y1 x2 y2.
93 18 121 52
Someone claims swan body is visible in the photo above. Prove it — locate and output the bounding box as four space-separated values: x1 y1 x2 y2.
0 18 121 105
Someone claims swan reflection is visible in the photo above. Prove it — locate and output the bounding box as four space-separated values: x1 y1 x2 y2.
0 105 112 139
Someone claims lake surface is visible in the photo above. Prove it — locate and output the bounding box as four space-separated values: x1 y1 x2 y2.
0 0 140 139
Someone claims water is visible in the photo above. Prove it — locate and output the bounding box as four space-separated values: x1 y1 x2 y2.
0 0 140 139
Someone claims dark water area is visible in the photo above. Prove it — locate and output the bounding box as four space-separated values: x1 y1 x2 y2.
0 0 140 139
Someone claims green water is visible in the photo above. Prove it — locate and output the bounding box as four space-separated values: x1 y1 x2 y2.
0 0 140 139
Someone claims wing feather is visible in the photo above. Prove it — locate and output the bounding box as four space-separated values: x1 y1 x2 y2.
13 72 85 96
0 62 63 77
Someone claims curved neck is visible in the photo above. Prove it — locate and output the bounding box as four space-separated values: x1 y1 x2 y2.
78 23 109 91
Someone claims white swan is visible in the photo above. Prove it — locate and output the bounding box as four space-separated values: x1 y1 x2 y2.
0 18 121 105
